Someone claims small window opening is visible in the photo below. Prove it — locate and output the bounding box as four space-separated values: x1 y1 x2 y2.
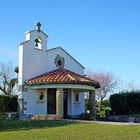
75 93 79 102
35 37 42 49
39 92 44 100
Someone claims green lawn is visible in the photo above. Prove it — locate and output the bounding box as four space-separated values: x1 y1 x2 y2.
0 120 140 140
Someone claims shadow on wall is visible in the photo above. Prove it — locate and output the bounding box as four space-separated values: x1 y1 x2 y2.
0 120 78 132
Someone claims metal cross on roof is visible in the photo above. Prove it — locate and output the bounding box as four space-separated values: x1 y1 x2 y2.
36 22 41 32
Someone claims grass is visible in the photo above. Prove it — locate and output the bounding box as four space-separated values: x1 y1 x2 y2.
0 120 140 140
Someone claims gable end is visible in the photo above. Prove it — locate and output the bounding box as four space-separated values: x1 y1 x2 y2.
47 47 85 69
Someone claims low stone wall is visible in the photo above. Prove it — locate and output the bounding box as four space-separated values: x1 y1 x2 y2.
110 115 140 123
31 114 61 120
5 112 18 120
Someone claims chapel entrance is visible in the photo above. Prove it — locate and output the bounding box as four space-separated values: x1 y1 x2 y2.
47 89 56 114
63 89 68 118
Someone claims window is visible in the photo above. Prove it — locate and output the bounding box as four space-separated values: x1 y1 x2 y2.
75 93 79 102
39 92 44 100
35 37 42 49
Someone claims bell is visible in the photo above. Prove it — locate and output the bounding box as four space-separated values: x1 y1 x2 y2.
35 38 40 46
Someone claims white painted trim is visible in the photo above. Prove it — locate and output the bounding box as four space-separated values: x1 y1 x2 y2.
28 84 95 91
25 30 48 37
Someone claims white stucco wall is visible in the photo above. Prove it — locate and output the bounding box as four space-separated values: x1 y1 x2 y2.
68 90 85 116
46 48 84 75
22 89 85 116
22 89 47 115
18 30 48 85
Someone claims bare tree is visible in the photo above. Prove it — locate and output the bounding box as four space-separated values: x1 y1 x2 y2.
0 62 17 95
86 69 118 110
118 80 140 92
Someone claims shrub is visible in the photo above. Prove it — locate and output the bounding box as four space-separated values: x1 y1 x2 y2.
85 98 90 111
99 110 106 118
110 91 140 115
96 99 110 109
80 113 91 120
0 112 5 119
104 107 111 112
0 95 18 112
96 107 100 115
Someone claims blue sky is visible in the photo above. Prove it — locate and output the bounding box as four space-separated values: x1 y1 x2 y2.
0 0 140 86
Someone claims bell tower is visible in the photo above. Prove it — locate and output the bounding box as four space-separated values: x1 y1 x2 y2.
18 22 48 86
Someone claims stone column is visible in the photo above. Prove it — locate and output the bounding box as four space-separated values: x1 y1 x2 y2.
56 88 64 119
89 90 96 121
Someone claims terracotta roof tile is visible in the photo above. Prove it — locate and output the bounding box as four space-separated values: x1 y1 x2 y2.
26 68 100 88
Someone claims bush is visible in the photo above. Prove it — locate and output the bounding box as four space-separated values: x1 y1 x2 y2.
80 113 91 120
0 95 18 112
110 91 140 115
96 107 100 115
102 99 110 108
85 98 90 112
96 99 110 109
0 112 5 120
99 110 106 118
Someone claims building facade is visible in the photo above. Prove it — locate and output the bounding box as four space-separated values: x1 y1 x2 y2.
18 22 100 120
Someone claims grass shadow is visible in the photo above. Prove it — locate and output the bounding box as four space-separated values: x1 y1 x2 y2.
0 120 78 132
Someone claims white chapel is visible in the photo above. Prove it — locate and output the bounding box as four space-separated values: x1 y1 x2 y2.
18 22 100 120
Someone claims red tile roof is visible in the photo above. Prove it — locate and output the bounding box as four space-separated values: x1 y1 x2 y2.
26 68 100 88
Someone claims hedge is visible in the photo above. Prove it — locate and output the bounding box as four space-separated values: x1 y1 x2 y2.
0 95 18 112
110 91 140 115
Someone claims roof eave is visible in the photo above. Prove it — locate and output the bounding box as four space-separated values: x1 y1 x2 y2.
25 81 100 89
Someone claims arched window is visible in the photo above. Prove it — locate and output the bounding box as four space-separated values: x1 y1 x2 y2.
35 37 42 49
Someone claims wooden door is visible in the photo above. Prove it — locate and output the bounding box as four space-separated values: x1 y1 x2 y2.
47 89 56 114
